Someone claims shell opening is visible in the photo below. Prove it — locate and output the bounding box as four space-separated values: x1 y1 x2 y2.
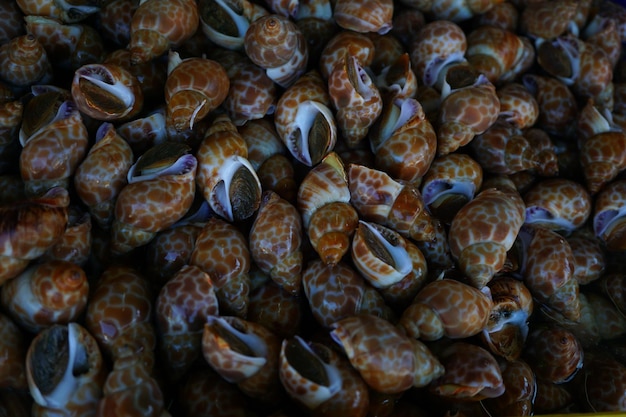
282 336 342 409
422 179 475 206
487 308 530 339
201 0 250 42
77 67 134 114
423 51 466 88
127 143 194 183
28 324 90 409
212 156 261 221
371 98 421 153
594 206 626 238
20 94 72 146
359 221 412 276
347 56 375 100
524 206 576 232
291 100 335 166
206 316 268 362
536 37 579 85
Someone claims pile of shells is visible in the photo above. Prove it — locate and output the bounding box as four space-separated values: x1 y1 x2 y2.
1 0 626 415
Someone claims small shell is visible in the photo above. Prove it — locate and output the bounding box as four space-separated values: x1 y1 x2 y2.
496 82 539 129
224 60 277 126
398 279 493 341
448 184 525 288
274 70 337 166
319 31 375 80
523 178 592 233
165 52 230 133
580 131 626 195
430 342 504 401
249 191 303 295
71 63 143 121
196 114 262 222
0 187 68 286
330 314 444 393
373 52 418 100
522 74 578 137
116 107 167 156
128 0 199 64
485 359 536 417
579 354 626 412
348 163 436 242
199 0 269 50
155 264 219 380
248 277 304 338
26 323 105 417
567 229 605 285
98 0 136 47
190 217 252 318
297 152 358 264
74 122 134 229
333 0 393 34
40 206 92 267
0 313 27 389
519 0 578 40
523 325 583 384
593 179 626 251
17 0 100 23
0 34 50 89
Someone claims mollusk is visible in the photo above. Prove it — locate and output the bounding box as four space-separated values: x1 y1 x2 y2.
448 182 525 289
580 130 626 195
485 359 536 417
330 314 444 393
71 62 143 121
199 0 269 50
41 205 92 267
333 0 393 34
348 163 436 242
297 152 358 264
111 142 197 254
274 69 337 166
319 31 374 81
26 323 106 417
523 325 583 384
128 0 199 64
16 0 100 23
196 114 262 222
0 34 51 89
593 179 626 251
1 260 88 333
224 60 277 126
496 82 539 129
249 190 303 295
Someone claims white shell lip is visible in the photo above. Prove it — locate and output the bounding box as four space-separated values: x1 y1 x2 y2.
288 100 337 166
421 179 476 207
74 64 135 110
210 155 261 222
127 153 197 184
200 0 250 50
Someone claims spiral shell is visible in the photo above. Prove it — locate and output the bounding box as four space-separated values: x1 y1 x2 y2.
593 179 626 251
224 60 277 126
199 0 269 50
319 31 375 81
128 0 199 64
0 34 50 89
165 52 230 133
522 73 578 137
333 0 393 34
524 325 583 384
580 130 626 195
71 62 143 121
496 82 539 129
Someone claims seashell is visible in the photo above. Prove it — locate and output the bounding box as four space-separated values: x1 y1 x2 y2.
580 130 626 195
567 229 605 285
26 323 106 417
84 265 156 371
523 325 583 384
373 52 418 100
524 128 559 177
330 314 444 393
409 20 467 89
319 31 375 81
165 51 230 133
196 114 262 222
224 60 277 126
302 259 392 327
496 82 539 129
97 344 168 417
40 206 92 267
0 313 27 389
522 73 578 137
103 48 168 104
244 14 308 88
578 353 626 412
74 123 134 229
348 163 436 242
19 96 89 197
466 25 534 85
0 187 68 286
333 0 392 34
274 70 337 166
398 278 493 341
593 179 626 251
248 276 304 338
351 220 428 307
428 0 502 22
414 218 454 272
178 365 258 417
0 34 51 89
250 191 303 295
111 142 197 254
517 225 580 323
576 97 617 145
199 0 269 50
71 62 143 121
448 183 525 289
0 1 25 45
98 0 136 47
16 0 100 23
534 378 574 414
523 178 592 233
437 64 501 156
482 276 534 361
420 153 483 224
190 217 252 318
585 292 626 341
116 107 167 155
128 0 199 64
430 342 504 401
155 264 219 381
25 16 106 71
297 152 358 264
278 336 369 416
476 2 518 31
202 315 284 404
519 0 578 40
369 34 405 75
485 359 536 417
390 7 425 47
0 99 23 175
598 272 626 316
369 97 437 184
583 14 622 69
470 119 538 176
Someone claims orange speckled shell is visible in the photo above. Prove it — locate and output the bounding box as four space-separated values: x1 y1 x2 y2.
333 0 393 34
129 0 199 64
580 131 626 195
165 57 229 132
520 0 578 40
0 34 50 87
319 31 375 80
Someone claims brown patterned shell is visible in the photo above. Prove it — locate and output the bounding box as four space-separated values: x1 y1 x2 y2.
0 34 50 87
333 0 393 34
244 14 299 68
